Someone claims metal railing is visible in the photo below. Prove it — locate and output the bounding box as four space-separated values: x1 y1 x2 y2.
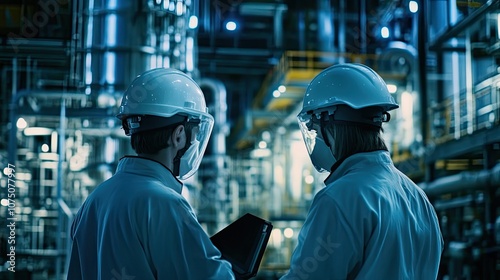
428 75 500 144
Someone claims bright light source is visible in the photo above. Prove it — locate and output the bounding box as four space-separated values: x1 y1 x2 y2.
3 167 13 176
277 126 286 134
250 148 271 158
186 37 194 71
400 91 415 147
188 15 198 29
270 229 283 247
41 144 50 153
16 118 27 129
24 127 53 136
225 21 237 31
258 140 267 149
105 14 117 47
409 1 419 13
278 85 286 93
105 52 116 84
1 199 9 207
262 131 271 141
381 26 390 38
305 175 314 184
176 1 183 16
97 92 116 107
387 84 398 93
497 14 500 39
284 228 294 238
273 90 281 98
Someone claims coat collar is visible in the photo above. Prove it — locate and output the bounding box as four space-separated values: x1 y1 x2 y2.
324 150 392 185
116 156 183 194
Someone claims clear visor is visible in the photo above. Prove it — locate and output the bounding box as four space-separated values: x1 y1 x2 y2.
298 116 318 156
179 115 214 180
298 115 335 173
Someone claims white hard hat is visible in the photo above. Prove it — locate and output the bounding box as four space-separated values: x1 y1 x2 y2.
117 68 214 180
117 68 211 122
297 63 399 173
298 63 399 121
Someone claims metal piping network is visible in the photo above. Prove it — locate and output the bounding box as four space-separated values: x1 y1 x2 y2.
198 78 230 231
200 78 228 157
419 164 500 197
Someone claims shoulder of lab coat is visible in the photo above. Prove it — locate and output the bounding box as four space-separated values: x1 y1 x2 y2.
68 156 235 280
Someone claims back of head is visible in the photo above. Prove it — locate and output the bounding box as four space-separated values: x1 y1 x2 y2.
297 63 399 171
116 68 214 179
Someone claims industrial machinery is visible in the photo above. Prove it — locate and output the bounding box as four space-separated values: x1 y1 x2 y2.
0 0 499 279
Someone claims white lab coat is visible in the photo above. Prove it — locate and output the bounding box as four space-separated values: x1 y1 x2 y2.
68 156 234 280
281 151 443 280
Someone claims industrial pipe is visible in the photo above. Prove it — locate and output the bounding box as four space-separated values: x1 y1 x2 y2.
419 164 500 197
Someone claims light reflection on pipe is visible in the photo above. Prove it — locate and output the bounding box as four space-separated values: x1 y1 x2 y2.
186 37 194 71
105 14 117 47
105 52 116 84
85 53 92 84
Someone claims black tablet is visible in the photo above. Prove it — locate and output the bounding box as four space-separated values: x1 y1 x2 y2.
210 213 273 279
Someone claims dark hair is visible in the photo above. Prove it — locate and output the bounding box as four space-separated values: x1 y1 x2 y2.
323 121 388 161
128 124 175 154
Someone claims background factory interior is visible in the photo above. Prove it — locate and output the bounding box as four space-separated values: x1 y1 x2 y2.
1 0 500 279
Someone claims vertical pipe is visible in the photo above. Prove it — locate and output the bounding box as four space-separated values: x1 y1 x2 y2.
8 58 18 165
199 78 228 232
209 0 216 49
27 57 31 90
338 0 346 63
12 58 17 105
274 6 285 49
297 10 305 51
360 0 366 54
56 97 66 280
202 0 210 33
465 29 474 134
417 0 428 153
70 0 77 86
452 50 460 139
449 0 461 139
317 0 333 52
428 0 446 117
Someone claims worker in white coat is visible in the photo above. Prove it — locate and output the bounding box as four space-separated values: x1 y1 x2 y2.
280 63 443 280
68 68 235 279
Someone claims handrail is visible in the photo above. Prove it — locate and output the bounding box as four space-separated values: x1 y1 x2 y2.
428 75 500 144
253 50 394 109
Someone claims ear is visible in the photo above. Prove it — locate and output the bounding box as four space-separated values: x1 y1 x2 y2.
171 124 186 149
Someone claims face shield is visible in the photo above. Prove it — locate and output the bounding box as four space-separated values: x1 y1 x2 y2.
298 113 336 173
177 115 214 180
